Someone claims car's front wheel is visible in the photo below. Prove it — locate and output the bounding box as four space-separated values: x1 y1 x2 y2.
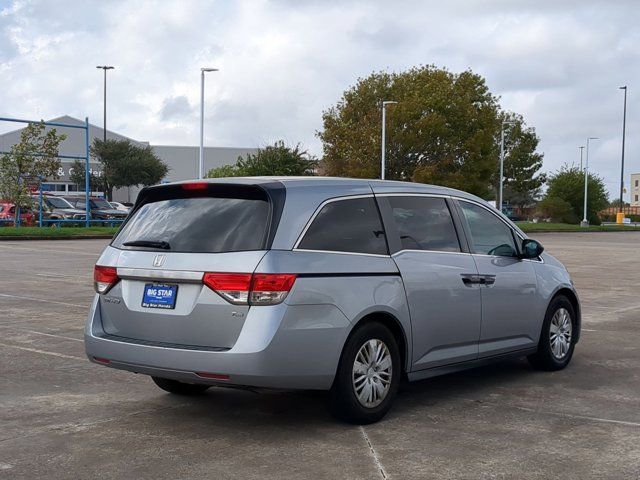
329 322 401 424
151 376 211 395
528 295 576 371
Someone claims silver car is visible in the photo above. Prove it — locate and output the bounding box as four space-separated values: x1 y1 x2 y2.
85 178 580 424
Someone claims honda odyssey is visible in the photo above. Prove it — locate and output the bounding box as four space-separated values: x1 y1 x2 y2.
85 178 580 424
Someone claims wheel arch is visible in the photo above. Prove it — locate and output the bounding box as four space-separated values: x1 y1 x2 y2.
346 311 410 374
551 287 581 344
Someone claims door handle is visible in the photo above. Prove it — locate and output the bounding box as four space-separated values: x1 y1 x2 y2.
482 275 496 286
461 274 496 287
461 274 483 286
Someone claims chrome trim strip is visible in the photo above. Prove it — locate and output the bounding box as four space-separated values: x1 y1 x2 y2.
392 249 469 257
291 248 390 258
375 193 451 199
117 267 203 283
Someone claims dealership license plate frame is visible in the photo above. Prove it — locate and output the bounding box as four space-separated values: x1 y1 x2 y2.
141 283 178 309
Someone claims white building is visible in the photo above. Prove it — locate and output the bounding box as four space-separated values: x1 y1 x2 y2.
0 115 258 202
631 173 640 206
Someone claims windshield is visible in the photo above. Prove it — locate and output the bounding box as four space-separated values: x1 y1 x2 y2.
112 194 271 253
46 197 73 209
91 198 113 209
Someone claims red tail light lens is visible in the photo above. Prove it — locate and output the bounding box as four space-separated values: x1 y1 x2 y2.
94 265 119 294
250 274 297 305
202 273 296 306
203 273 252 304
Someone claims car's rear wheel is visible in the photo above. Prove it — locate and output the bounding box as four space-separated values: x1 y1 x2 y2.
528 295 576 371
151 376 211 395
329 322 401 424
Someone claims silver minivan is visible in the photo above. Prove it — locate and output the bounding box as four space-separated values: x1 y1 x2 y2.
85 177 580 424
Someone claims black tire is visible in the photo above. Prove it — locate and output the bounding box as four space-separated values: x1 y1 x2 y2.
329 322 401 424
528 295 576 371
151 376 211 395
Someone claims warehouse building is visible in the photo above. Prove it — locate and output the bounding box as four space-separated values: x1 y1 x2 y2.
0 115 257 202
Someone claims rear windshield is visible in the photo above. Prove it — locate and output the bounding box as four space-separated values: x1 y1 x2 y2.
91 198 112 209
45 197 73 209
112 190 271 253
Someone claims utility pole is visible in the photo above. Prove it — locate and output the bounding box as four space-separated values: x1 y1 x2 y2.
619 86 628 213
96 66 114 142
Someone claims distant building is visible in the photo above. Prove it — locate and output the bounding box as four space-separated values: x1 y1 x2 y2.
632 173 640 206
0 115 257 202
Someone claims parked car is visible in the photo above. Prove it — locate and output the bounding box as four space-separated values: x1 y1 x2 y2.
109 201 131 213
85 178 581 424
31 195 87 222
64 196 128 221
0 202 35 226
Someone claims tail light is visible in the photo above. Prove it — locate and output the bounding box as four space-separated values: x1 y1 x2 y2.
94 265 119 294
203 272 296 306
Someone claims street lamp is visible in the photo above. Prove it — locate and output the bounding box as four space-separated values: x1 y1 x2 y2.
618 86 628 213
380 101 398 180
499 120 515 213
96 66 114 142
579 146 585 171
581 137 598 227
199 67 219 179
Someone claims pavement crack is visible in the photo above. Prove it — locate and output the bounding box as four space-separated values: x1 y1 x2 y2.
360 426 388 480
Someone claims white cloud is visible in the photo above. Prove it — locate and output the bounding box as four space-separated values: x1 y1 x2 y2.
0 0 638 197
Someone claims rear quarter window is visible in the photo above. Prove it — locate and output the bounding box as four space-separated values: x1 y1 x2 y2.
297 197 388 255
112 188 271 253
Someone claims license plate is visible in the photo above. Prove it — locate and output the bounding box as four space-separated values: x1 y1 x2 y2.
142 283 178 309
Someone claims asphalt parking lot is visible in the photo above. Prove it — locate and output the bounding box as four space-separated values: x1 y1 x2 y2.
1 233 639 479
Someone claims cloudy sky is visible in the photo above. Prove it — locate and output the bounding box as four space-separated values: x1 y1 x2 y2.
1 0 638 198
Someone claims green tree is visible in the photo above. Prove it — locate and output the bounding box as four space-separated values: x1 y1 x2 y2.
91 139 168 200
0 122 66 215
536 196 576 223
545 165 608 224
69 159 103 193
206 141 317 178
318 66 545 199
498 113 546 208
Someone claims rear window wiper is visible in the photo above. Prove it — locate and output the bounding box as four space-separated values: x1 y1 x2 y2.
122 240 171 250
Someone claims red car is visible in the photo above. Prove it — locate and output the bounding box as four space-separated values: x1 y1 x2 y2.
0 202 35 226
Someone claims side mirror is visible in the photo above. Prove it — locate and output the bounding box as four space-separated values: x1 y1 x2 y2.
521 238 544 259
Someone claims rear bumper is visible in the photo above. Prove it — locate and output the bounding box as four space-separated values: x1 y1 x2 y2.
84 295 349 390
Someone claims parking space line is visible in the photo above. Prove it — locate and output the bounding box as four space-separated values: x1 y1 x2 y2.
0 293 85 308
0 342 85 361
0 325 84 342
469 399 640 428
360 426 388 479
0 244 101 256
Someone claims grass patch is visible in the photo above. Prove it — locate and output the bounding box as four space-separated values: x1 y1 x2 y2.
0 226 119 238
517 222 640 232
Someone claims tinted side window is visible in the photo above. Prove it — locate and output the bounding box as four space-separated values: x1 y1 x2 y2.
460 202 516 257
298 197 388 255
388 196 460 252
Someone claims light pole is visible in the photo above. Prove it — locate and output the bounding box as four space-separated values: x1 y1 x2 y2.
619 86 627 213
499 121 515 213
199 67 219 179
96 66 114 142
579 146 585 171
581 137 598 227
381 101 397 180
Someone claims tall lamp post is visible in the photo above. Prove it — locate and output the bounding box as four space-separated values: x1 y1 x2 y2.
618 86 628 213
499 120 515 213
199 67 219 179
96 66 114 142
579 146 585 171
581 137 598 227
380 100 397 180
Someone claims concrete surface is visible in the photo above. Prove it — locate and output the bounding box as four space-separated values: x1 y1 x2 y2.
1 233 639 479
